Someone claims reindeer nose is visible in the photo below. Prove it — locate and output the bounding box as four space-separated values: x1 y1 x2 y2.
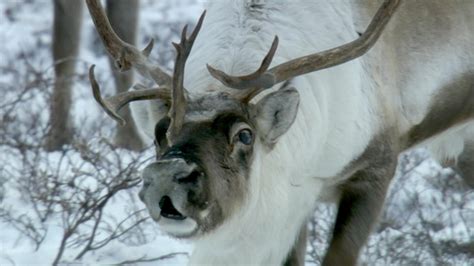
141 158 199 200
143 158 196 183
140 158 207 220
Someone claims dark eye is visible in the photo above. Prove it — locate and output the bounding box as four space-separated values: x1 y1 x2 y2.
238 129 253 145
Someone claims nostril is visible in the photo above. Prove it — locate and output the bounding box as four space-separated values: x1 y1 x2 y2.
174 170 201 185
159 196 170 209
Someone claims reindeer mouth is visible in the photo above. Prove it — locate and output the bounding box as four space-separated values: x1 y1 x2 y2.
159 196 186 220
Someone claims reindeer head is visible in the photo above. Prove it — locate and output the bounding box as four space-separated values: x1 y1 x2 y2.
138 87 299 237
86 0 399 238
132 27 300 237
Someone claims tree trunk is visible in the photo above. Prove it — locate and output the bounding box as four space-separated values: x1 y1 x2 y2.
106 0 143 151
45 0 83 151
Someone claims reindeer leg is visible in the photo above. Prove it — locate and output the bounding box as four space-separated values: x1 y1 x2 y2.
322 160 396 266
284 222 308 266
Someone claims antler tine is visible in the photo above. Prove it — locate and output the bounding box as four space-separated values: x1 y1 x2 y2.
167 11 206 143
85 0 172 87
89 65 171 126
208 0 401 101
206 36 279 91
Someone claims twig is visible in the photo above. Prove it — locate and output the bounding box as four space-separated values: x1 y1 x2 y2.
113 252 189 265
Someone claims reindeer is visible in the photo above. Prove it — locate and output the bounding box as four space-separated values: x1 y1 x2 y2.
85 0 474 265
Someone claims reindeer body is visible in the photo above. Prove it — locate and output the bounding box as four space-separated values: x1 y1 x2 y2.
138 1 473 264
87 0 474 264
131 4 374 262
183 2 378 264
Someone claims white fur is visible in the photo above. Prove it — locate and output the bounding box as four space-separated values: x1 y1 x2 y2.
190 141 324 264
130 0 474 264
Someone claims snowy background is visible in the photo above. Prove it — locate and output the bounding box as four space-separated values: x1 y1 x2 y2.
0 1 472 265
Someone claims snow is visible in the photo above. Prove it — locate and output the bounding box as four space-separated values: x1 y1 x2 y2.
0 1 199 265
0 1 472 265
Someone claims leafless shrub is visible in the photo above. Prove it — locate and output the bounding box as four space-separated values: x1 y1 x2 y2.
0 53 183 265
1 1 203 263
0 1 206 265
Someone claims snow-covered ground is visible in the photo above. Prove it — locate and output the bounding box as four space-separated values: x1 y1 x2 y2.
0 1 472 265
0 1 200 265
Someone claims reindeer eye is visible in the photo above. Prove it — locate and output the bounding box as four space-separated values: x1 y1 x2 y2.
238 129 253 145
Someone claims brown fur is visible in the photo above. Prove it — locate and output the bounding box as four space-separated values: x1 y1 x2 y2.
319 133 398 266
446 140 474 188
284 223 308 266
457 141 474 187
404 74 474 148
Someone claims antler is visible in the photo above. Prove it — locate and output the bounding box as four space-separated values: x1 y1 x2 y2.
89 65 171 125
207 36 279 90
86 0 205 129
86 0 171 86
86 0 174 124
167 12 206 143
207 0 401 102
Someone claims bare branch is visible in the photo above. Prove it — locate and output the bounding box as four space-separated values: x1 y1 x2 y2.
114 252 189 265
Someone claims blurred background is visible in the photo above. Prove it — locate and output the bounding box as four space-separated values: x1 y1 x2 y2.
0 1 472 265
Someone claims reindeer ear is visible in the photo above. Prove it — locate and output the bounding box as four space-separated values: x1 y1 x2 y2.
253 87 299 144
